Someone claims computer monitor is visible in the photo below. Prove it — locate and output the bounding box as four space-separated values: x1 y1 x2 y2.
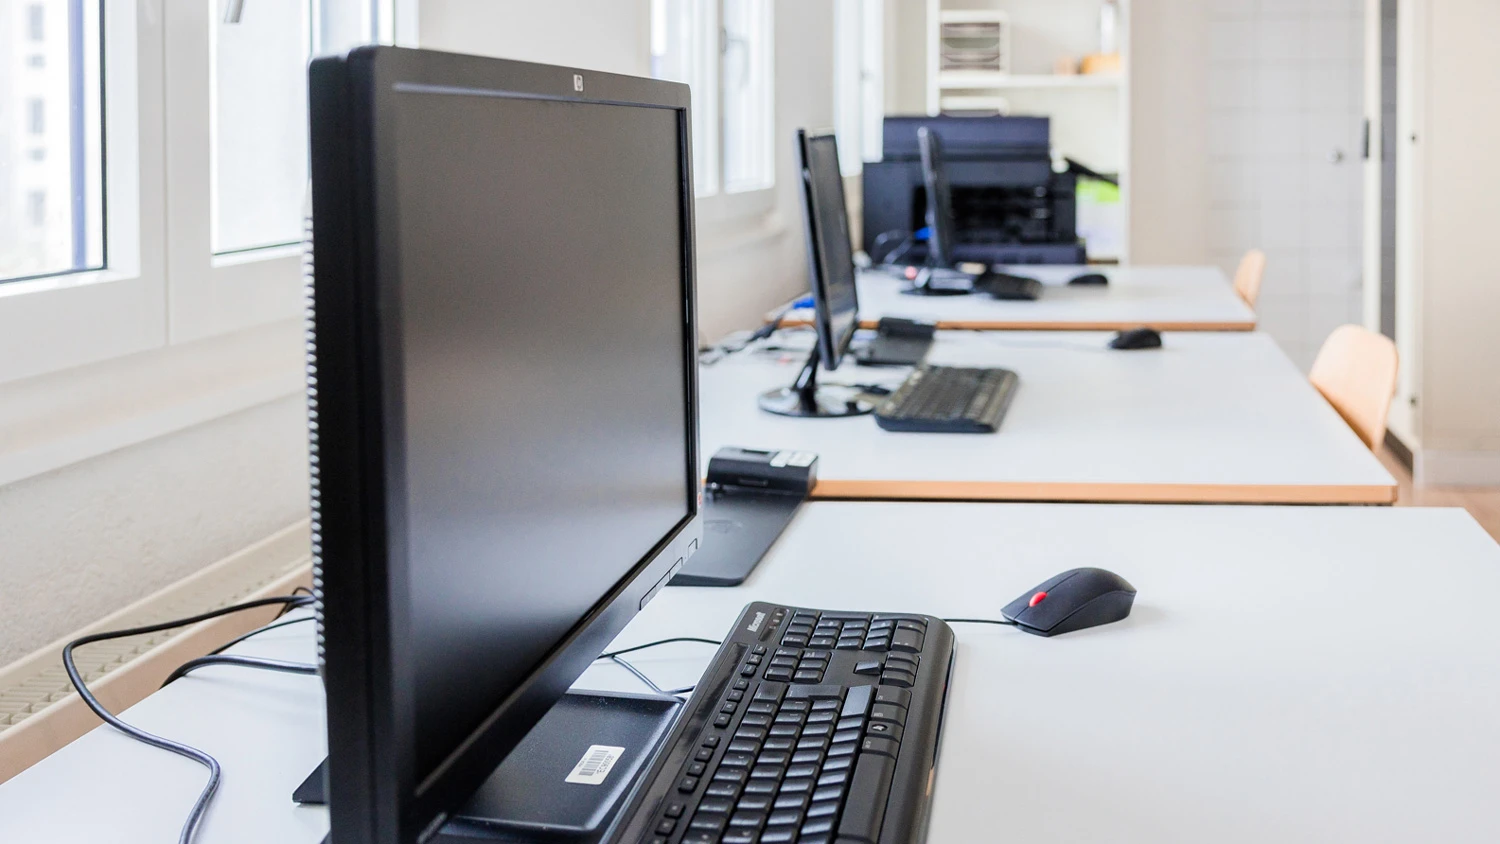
757 130 875 418
904 126 970 296
306 47 702 844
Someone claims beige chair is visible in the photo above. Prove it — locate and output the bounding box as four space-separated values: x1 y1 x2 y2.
1233 249 1267 308
1309 324 1399 451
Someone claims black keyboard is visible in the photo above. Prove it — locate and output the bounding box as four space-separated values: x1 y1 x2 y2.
619 602 954 844
874 365 1019 433
975 272 1042 301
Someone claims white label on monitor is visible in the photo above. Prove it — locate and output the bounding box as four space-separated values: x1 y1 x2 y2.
565 745 625 785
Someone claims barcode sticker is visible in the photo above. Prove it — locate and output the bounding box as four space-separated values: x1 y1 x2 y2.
565 745 625 786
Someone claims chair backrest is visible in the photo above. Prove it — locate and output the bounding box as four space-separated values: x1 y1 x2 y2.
1309 324 1399 451
1233 249 1267 308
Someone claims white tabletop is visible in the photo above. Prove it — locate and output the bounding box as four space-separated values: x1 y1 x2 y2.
701 330 1396 503
5 502 1497 843
783 265 1256 331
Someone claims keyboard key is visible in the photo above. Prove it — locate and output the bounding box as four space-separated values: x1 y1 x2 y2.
665 802 687 818
774 648 801 659
807 637 837 648
864 638 890 652
757 751 791 766
735 794 773 813
754 682 786 702
790 749 823 766
785 763 818 779
727 689 744 702
695 747 715 762
734 727 767 742
714 768 749 784
687 762 706 776
795 736 830 752
688 813 727 833
821 754 853 772
721 702 738 714
780 699 811 712
781 636 808 649
805 800 839 819
803 650 832 661
796 659 827 672
836 717 864 732
713 714 732 728
852 660 882 676
841 686 874 718
763 737 795 752
733 679 750 692
890 630 923 653
765 668 794 681
697 798 733 815
818 612 871 621
769 657 798 669
880 671 914 689
801 816 836 836
816 770 849 790
740 664 757 677
741 714 772 728
810 699 840 712
680 833 717 844
870 703 906 725
801 723 833 738
838 753 896 844
705 781 740 799
793 670 823 682
866 721 903 743
747 701 777 715
773 711 805 725
831 728 861 745
786 684 843 700
826 741 857 758
785 624 813 637
678 776 699 792
873 687 910 709
720 833 756 844
773 792 810 811
861 735 899 758
768 724 800 738
752 644 767 655
779 777 815 794
805 710 836 725
760 827 796 844
655 819 677 835
768 809 804 827
720 752 754 768
746 654 763 665
835 638 864 650
749 765 784 780
728 811 765 828
742 780 778 796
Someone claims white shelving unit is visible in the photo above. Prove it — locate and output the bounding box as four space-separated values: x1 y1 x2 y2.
924 0 1131 261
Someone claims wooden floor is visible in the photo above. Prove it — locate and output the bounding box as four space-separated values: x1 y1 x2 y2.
1380 447 1500 542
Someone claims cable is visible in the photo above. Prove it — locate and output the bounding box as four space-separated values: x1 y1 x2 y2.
598 637 722 660
61 594 313 844
943 617 1018 628
209 614 316 656
162 655 319 689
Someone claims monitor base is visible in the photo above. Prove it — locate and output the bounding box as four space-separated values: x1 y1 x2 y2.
297 690 682 844
756 349 874 418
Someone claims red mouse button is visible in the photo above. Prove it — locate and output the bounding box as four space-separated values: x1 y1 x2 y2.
1029 591 1047 607
905 266 918 280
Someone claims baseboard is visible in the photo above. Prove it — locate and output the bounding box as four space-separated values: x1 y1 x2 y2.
1384 430 1415 471
1416 450 1500 487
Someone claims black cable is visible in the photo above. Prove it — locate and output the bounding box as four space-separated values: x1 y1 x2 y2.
943 617 1018 628
162 655 319 688
61 594 313 844
871 230 915 266
209 614 316 655
598 637 722 660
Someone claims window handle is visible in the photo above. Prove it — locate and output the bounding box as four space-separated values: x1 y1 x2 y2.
224 0 246 24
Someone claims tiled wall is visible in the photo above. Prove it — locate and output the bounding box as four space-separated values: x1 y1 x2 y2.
1204 0 1365 370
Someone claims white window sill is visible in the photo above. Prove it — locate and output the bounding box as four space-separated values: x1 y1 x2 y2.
0 319 304 488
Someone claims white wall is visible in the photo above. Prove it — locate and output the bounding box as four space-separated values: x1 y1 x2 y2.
0 397 309 665
1407 0 1500 482
419 0 837 341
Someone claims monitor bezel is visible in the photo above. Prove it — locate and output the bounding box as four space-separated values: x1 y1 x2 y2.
796 129 860 372
308 45 703 844
918 126 957 269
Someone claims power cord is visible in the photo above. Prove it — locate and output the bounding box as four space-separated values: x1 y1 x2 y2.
943 617 1018 628
162 654 319 689
209 614 316 655
597 637 722 698
61 594 315 844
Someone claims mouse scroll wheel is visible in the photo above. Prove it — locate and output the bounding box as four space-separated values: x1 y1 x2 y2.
1029 591 1048 607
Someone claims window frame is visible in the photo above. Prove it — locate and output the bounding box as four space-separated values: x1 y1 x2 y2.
834 0 884 177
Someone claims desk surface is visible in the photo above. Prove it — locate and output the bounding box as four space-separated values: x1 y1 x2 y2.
701 331 1396 504
783 265 1257 331
5 503 1497 843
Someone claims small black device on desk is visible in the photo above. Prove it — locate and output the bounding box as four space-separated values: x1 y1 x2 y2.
671 447 818 587
974 271 1043 301
1001 568 1137 637
854 317 935 367
1109 327 1162 350
1069 272 1109 286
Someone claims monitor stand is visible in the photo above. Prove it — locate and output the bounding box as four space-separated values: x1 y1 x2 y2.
757 348 875 418
297 689 682 844
901 266 972 297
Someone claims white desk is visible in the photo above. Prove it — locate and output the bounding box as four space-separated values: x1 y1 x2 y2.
702 331 1396 504
4 503 1498 843
782 265 1256 331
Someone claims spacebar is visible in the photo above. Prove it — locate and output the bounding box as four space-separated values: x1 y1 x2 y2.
836 752 896 843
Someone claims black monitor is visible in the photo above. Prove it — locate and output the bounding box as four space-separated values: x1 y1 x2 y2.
306 47 702 844
903 126 971 297
757 130 875 418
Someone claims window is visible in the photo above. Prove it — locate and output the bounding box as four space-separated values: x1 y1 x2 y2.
27 191 46 228
651 0 775 200
834 0 884 176
0 1 104 284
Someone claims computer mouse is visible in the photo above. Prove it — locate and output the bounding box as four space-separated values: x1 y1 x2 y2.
1001 568 1137 637
1069 272 1109 286
1109 327 1162 350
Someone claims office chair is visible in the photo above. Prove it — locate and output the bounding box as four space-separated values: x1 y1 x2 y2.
1309 324 1399 451
1234 249 1267 308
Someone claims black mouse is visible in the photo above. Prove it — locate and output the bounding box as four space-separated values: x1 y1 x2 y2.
1069 272 1109 286
1109 327 1162 350
1001 568 1136 637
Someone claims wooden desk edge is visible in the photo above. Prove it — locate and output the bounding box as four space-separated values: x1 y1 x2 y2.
810 479 1397 505
778 316 1258 332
